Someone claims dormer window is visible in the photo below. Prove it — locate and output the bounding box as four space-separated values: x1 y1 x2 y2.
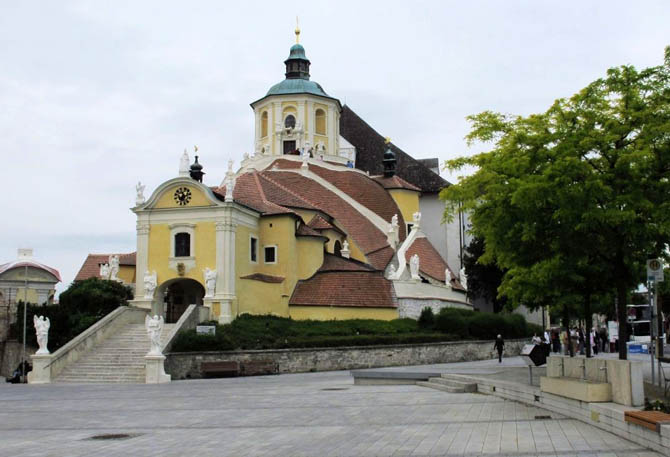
284 115 296 129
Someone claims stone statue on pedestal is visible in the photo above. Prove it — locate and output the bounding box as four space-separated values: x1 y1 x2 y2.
410 254 420 280
108 255 120 281
34 315 50 355
179 149 190 176
445 268 452 287
135 182 145 206
144 270 157 299
460 267 468 290
145 315 164 356
203 267 217 297
99 263 110 279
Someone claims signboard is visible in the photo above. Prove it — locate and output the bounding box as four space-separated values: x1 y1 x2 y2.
647 258 664 282
196 325 216 335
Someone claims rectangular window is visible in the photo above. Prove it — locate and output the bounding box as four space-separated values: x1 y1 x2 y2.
406 223 414 234
264 246 277 264
250 236 258 263
175 232 191 257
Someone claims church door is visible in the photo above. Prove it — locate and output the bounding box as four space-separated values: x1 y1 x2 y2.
283 140 296 155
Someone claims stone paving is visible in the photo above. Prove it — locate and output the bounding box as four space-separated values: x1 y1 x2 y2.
0 361 663 457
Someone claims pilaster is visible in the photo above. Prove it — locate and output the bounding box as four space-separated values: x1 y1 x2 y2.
307 100 315 149
273 102 282 155
328 105 336 156
215 212 237 324
135 222 150 298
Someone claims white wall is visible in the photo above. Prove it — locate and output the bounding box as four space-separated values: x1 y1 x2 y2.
419 193 464 275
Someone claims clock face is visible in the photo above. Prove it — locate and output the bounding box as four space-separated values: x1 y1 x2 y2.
173 187 192 206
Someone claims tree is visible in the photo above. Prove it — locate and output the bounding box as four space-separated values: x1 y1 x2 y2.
462 237 507 313
442 48 670 359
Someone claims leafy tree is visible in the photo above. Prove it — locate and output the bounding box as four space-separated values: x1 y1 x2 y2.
442 48 670 359
462 237 507 313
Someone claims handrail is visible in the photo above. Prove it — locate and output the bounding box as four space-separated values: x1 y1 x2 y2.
160 304 198 354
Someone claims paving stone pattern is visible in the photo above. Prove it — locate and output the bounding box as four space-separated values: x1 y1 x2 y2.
0 369 661 456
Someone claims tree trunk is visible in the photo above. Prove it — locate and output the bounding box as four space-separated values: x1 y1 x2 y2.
657 287 664 357
617 282 628 360
563 303 573 357
585 292 592 358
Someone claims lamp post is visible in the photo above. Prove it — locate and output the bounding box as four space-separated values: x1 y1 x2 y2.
21 264 27 383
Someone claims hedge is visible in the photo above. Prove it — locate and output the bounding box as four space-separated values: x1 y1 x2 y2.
170 310 540 352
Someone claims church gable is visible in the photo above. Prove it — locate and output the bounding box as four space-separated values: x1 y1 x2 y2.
149 181 219 210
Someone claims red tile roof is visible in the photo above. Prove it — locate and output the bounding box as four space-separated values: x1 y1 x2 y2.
0 260 61 282
373 175 421 192
295 224 327 238
307 214 336 231
74 253 136 281
405 238 463 289
274 159 407 242
239 273 285 283
289 271 396 308
318 254 376 272
259 170 391 270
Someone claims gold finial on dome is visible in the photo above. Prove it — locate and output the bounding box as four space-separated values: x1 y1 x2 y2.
295 16 300 43
384 136 391 144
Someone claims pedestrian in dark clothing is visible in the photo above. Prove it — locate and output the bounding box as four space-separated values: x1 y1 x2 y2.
578 328 585 355
494 334 505 363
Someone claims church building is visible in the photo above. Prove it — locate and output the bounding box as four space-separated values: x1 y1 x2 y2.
114 30 470 323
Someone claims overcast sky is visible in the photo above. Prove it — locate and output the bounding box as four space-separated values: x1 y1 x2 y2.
1 1 668 294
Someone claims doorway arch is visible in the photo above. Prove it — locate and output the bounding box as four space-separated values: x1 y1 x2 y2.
156 278 205 323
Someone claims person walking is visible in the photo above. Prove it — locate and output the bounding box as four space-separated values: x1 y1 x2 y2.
494 334 505 363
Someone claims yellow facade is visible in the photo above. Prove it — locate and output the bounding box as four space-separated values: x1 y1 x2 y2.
154 185 213 209
117 265 135 285
289 306 397 321
147 221 216 288
388 189 420 226
234 215 325 318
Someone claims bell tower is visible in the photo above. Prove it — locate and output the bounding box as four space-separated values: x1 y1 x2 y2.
250 26 345 162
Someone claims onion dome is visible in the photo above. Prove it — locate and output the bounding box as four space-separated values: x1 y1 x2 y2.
382 138 396 178
189 155 205 182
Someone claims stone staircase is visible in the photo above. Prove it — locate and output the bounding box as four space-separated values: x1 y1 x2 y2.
417 374 478 393
54 323 175 384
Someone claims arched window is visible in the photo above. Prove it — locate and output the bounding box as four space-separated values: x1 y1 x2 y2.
334 240 342 257
175 232 191 257
284 114 296 129
315 109 326 135
261 111 268 138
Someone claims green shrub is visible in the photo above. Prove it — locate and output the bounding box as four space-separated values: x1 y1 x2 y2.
435 309 468 338
418 307 435 329
466 312 500 340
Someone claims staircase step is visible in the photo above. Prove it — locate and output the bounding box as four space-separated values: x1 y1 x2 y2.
428 377 478 392
416 381 468 393
53 318 177 384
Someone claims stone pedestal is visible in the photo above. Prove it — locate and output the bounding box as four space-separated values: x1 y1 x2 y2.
218 300 232 324
27 354 52 384
145 354 171 384
129 298 153 311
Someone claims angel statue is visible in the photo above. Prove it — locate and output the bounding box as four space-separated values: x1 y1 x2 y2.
145 314 164 356
445 268 452 287
99 263 110 280
410 254 420 280
136 181 146 205
34 315 50 355
203 267 217 297
144 270 157 299
179 149 190 176
108 255 120 281
460 267 468 290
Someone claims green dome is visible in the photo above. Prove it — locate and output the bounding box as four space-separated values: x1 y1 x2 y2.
266 78 329 97
288 44 307 60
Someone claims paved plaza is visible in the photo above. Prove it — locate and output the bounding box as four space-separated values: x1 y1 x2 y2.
0 358 663 457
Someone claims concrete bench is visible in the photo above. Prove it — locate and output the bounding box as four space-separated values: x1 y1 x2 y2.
201 361 239 378
624 410 670 433
240 360 278 376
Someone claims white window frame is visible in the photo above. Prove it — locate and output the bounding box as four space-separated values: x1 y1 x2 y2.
263 245 278 265
250 235 259 264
